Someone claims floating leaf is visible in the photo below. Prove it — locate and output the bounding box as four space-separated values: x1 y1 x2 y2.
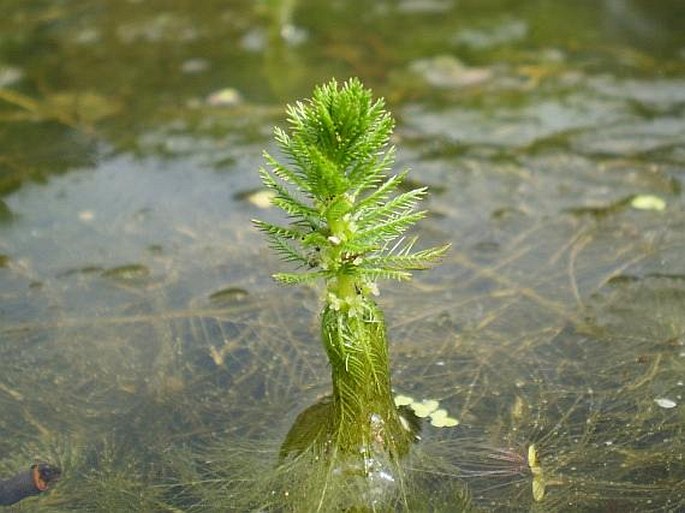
428 408 459 428
393 394 414 407
410 399 440 418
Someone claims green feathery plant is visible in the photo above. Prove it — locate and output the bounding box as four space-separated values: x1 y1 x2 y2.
254 78 448 478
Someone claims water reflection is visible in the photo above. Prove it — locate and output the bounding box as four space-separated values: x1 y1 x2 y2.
603 0 685 51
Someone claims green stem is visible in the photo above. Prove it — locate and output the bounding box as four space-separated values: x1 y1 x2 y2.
334 274 356 302
321 299 412 460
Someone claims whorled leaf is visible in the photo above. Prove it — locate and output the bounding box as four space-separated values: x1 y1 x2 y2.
254 78 448 298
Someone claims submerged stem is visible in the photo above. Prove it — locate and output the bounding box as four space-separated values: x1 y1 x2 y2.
322 300 413 459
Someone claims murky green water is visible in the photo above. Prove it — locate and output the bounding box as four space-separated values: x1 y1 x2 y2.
1 1 684 511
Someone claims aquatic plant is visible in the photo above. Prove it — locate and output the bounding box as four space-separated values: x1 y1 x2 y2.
254 77 448 505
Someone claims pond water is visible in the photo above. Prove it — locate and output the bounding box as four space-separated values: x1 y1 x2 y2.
1 1 684 512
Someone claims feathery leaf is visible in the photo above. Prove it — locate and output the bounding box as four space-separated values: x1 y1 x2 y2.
254 78 448 291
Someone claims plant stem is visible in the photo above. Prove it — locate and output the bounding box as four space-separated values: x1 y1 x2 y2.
322 299 413 461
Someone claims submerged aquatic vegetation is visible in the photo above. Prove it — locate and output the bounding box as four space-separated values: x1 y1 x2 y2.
253 77 449 508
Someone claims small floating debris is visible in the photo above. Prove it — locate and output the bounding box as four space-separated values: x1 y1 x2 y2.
248 189 276 208
209 345 226 366
453 18 528 50
630 194 666 211
654 397 677 409
236 188 276 208
181 58 210 74
58 265 104 278
0 65 24 87
409 55 492 89
206 87 243 107
208 287 249 306
78 210 95 222
398 0 453 14
101 264 150 282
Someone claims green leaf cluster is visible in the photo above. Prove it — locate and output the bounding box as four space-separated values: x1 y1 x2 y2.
254 78 448 305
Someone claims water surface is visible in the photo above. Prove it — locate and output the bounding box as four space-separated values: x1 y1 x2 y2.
1 1 684 511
